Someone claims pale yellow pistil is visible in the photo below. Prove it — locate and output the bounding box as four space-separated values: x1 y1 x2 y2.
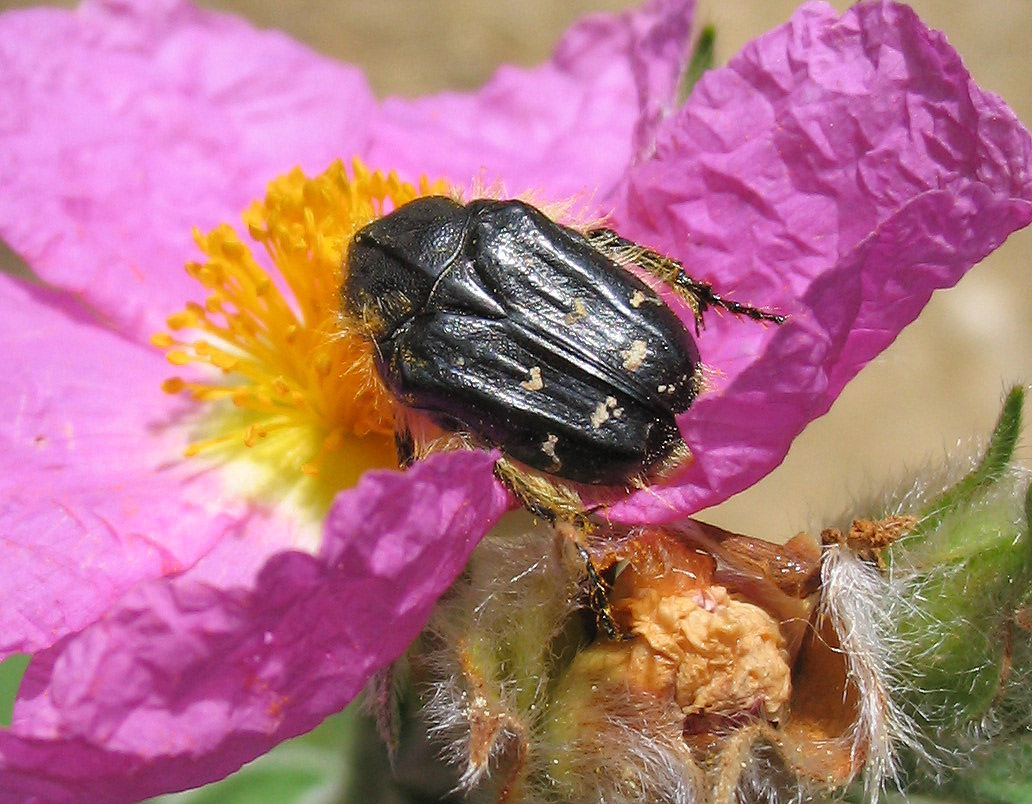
152 159 449 512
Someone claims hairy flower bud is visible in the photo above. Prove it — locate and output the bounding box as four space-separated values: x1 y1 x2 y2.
382 388 1032 804
818 387 1032 799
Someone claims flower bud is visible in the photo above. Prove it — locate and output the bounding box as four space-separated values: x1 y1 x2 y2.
411 514 841 803
393 389 1032 804
818 387 1032 796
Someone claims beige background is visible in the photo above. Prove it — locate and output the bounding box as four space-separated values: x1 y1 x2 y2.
1 0 1030 542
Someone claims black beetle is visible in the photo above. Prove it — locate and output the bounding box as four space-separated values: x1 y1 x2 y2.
341 196 782 522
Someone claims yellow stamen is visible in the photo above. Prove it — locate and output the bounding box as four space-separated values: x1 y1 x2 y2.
154 158 449 511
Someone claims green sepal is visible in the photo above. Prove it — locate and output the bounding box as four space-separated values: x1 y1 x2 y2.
888 387 1032 727
907 385 1024 548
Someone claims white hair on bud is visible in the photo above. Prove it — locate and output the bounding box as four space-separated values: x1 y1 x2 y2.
819 544 929 802
818 425 1032 801
730 737 809 804
417 517 583 797
536 705 703 804
421 670 517 792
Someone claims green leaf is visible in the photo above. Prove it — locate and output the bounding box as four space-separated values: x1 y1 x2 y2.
680 24 715 99
963 737 1032 803
145 695 465 804
892 482 1032 721
146 707 359 804
0 653 30 728
909 385 1025 544
907 734 1032 804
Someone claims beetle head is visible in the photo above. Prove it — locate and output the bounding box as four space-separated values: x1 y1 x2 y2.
343 196 467 339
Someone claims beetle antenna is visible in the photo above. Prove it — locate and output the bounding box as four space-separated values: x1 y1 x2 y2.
586 227 785 335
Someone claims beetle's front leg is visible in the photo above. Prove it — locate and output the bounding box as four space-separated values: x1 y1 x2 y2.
492 456 588 528
586 227 785 334
492 458 627 640
394 423 416 468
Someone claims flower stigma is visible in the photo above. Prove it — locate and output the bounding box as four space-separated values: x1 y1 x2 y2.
153 159 449 515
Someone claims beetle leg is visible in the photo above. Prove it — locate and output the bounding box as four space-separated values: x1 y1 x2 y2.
572 541 630 641
394 424 416 468
492 456 591 529
493 459 628 641
586 227 785 334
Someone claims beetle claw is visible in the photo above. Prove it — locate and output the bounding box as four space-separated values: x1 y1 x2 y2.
573 541 630 641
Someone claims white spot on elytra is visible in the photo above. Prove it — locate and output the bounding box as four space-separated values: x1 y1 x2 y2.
590 396 619 429
541 433 560 468
621 339 647 371
521 366 543 391
629 290 646 308
565 298 588 325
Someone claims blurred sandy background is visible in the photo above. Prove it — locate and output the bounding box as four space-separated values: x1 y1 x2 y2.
1 0 1030 542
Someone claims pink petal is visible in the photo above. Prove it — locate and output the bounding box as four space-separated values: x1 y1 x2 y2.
366 0 694 200
0 273 254 659
0 0 376 340
0 0 693 343
0 451 508 804
606 1 1032 523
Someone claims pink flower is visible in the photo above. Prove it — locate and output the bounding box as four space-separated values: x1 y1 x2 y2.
0 0 1029 802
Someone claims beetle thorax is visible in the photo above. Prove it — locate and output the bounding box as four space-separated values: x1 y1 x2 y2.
342 195 469 340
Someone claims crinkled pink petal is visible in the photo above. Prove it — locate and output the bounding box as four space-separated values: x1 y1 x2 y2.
0 273 266 659
365 0 693 200
0 451 509 804
0 3 692 796
606 1 1032 522
0 0 377 341
0 0 692 342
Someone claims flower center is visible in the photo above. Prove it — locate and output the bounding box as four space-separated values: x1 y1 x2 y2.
152 159 449 513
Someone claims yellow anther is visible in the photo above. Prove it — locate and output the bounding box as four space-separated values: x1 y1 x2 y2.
243 424 267 447
210 351 238 371
195 266 217 287
153 159 448 491
166 312 195 330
